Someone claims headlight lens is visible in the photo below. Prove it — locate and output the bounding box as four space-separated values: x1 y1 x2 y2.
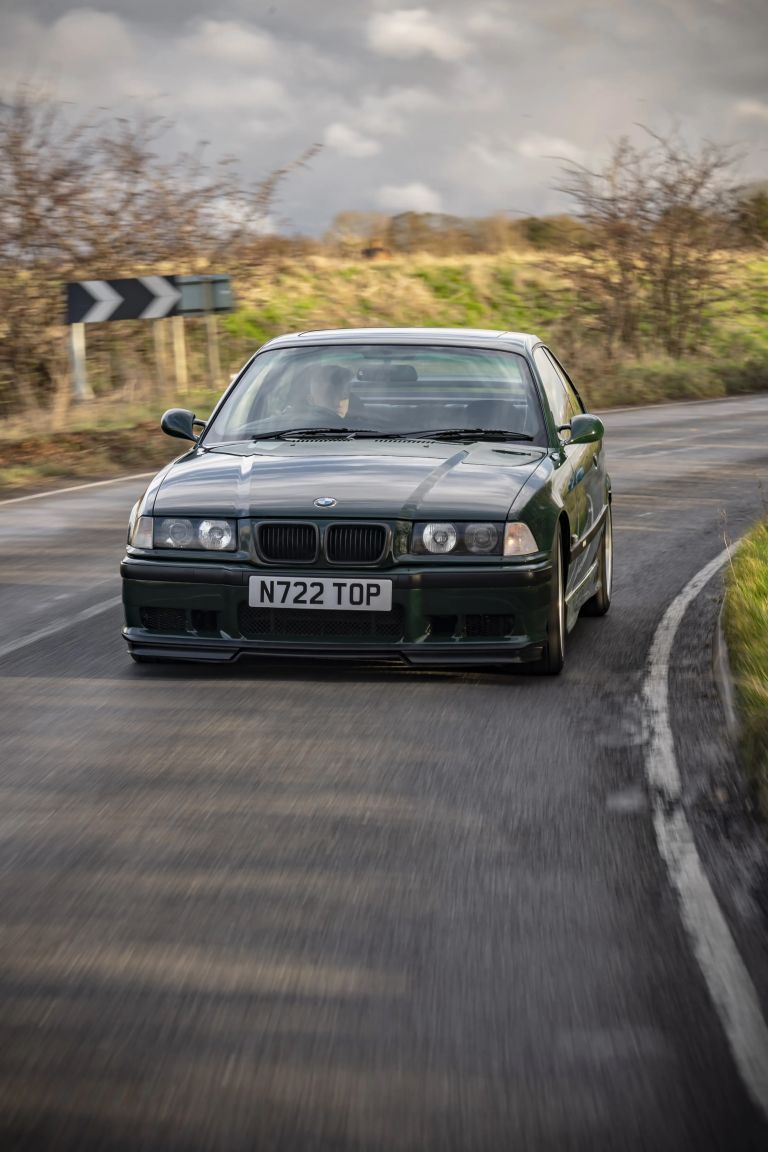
422 522 458 554
156 518 196 548
503 522 538 556
464 523 499 554
198 519 234 550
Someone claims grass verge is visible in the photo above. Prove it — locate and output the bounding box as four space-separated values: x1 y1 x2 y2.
723 522 768 816
0 423 183 497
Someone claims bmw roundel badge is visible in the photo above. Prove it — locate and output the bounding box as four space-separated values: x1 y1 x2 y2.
314 496 337 508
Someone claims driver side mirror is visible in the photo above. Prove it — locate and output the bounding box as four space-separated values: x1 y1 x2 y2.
161 408 207 443
558 413 604 445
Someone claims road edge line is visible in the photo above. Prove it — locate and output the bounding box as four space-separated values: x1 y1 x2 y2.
0 473 154 507
643 540 768 1120
0 596 122 661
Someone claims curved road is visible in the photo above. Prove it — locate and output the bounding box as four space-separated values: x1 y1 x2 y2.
1 395 767 1151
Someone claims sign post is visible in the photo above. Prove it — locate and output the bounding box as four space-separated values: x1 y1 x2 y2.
68 323 93 401
171 315 189 395
153 319 172 399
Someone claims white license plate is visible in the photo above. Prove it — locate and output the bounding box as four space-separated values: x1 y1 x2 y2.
249 576 393 612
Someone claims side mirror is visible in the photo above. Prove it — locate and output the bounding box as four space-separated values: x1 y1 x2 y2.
161 408 206 442
560 413 604 445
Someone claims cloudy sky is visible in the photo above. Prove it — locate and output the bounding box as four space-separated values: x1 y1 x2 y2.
2 1 767 233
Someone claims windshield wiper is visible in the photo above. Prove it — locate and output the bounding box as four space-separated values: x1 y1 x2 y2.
403 428 535 442
252 426 383 440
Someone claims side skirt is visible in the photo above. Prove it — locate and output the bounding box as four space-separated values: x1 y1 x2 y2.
564 558 599 630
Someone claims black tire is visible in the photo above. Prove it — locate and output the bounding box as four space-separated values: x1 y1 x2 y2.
532 529 566 676
582 505 613 617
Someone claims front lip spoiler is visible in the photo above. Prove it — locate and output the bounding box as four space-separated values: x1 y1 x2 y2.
123 632 544 667
120 558 552 588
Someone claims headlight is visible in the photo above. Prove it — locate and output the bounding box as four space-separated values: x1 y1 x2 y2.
198 519 234 551
503 522 538 556
411 522 504 556
464 523 499 554
422 522 458 554
128 516 237 551
157 517 196 548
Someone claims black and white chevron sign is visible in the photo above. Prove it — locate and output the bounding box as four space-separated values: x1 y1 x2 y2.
66 276 181 324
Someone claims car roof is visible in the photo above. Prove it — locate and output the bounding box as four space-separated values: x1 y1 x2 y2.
260 327 541 353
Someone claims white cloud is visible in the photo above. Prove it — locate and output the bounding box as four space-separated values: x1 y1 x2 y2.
182 19 275 68
359 87 439 136
178 75 286 113
324 122 381 157
48 8 136 66
466 7 521 40
377 181 443 212
367 8 468 62
734 99 768 122
517 133 586 165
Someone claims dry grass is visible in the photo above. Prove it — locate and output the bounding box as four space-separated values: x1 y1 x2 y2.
723 521 768 815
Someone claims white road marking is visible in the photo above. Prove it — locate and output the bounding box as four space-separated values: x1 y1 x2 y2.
0 473 154 507
0 596 122 661
643 542 768 1119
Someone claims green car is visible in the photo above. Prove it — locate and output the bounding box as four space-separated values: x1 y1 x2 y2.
122 328 612 673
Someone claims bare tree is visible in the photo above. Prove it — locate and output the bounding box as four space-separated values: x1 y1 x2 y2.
557 129 738 357
0 84 319 415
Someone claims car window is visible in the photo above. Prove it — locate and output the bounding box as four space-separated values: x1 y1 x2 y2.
204 345 548 444
532 346 570 428
542 349 584 417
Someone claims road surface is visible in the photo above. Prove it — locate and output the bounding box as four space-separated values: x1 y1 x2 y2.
1 395 767 1150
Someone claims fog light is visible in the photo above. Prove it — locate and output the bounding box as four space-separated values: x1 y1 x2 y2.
423 522 458 554
199 519 234 550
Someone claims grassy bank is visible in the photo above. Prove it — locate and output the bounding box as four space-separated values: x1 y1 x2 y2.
2 250 768 494
723 522 768 816
0 383 220 495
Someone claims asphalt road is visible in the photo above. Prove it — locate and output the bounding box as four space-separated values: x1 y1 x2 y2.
1 395 767 1151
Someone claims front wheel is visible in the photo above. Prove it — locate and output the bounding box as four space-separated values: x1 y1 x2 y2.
582 505 613 617
532 530 566 676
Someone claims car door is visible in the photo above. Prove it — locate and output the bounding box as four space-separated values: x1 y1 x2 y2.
545 347 607 581
531 346 588 591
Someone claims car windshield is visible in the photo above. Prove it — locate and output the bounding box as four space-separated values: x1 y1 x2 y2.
202 344 547 445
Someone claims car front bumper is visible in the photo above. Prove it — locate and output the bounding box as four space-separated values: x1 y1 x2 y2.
121 557 552 666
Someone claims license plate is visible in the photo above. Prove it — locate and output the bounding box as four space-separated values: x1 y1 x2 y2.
249 576 393 612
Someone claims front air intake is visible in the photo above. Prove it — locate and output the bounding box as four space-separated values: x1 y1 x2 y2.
257 522 318 563
325 523 387 564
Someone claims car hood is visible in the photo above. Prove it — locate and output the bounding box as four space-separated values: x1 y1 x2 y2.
150 439 545 521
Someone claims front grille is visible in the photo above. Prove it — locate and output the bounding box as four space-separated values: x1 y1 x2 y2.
141 607 187 633
257 522 318 563
464 614 515 638
326 523 387 564
238 604 405 642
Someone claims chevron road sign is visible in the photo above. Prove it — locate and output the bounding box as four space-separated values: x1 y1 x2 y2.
65 273 234 401
66 276 181 324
